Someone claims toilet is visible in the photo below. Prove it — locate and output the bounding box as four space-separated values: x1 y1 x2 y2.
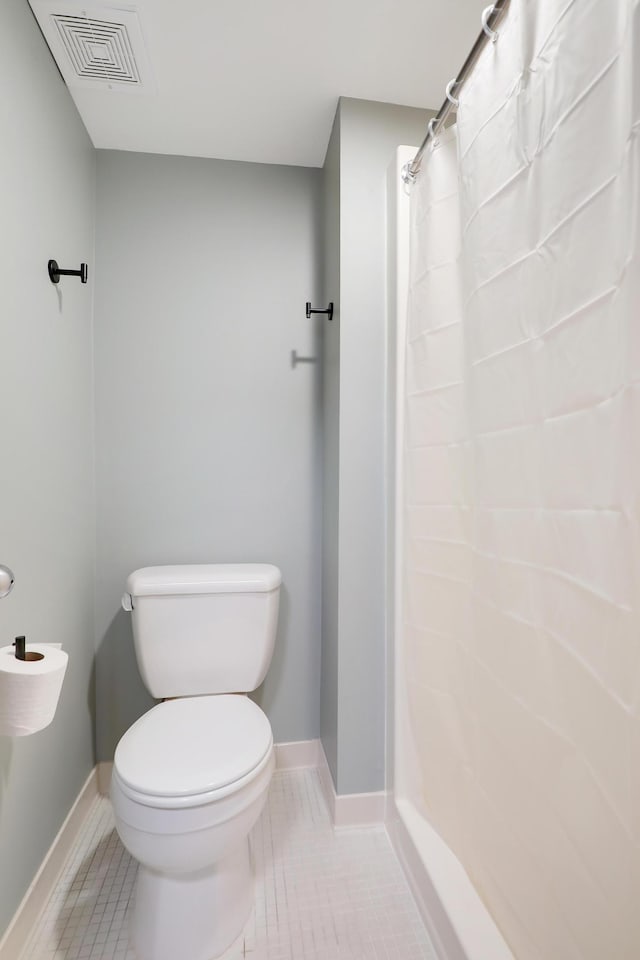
110 563 281 960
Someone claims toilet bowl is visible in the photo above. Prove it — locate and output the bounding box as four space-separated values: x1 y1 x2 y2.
111 564 281 960
112 695 275 960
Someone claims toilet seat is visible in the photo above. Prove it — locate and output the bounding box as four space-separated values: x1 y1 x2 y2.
113 695 272 809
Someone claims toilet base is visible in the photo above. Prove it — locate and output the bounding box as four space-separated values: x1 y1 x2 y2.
130 840 253 960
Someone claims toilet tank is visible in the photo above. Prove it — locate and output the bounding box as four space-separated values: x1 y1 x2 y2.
122 564 281 699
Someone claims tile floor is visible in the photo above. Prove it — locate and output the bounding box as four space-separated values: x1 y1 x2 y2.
21 768 437 960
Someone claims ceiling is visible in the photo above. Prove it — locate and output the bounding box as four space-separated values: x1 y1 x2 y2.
29 0 487 167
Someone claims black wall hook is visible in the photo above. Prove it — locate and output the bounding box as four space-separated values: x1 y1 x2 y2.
48 260 88 284
306 301 334 322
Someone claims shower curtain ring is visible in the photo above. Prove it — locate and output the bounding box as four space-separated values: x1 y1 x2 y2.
481 4 499 42
445 79 460 107
401 162 417 187
428 118 439 143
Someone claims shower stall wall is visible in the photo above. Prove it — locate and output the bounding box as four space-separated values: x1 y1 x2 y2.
389 2 640 959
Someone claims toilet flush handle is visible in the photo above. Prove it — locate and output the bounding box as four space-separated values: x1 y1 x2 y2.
121 592 133 612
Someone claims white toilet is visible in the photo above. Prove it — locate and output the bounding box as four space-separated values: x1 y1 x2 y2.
111 563 281 960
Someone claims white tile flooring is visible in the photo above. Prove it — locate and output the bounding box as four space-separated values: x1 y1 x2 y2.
21 769 437 960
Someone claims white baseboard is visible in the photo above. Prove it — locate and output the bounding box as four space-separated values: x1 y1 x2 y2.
97 760 113 795
317 741 339 821
275 739 319 769
0 767 98 960
317 741 387 827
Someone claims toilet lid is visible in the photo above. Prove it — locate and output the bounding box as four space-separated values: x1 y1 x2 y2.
114 695 273 799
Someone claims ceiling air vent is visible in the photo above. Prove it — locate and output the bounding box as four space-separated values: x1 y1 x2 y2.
30 3 155 93
52 14 140 84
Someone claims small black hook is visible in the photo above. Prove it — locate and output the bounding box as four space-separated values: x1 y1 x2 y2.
48 260 88 284
306 301 334 322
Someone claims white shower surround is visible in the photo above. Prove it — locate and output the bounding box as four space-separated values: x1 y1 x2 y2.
391 0 640 957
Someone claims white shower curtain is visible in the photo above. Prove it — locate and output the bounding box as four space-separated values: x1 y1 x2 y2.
403 1 640 958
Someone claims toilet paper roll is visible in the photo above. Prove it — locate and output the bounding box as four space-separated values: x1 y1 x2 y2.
0 643 68 737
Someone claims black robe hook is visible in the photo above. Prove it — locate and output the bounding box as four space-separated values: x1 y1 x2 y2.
48 260 88 284
305 301 334 322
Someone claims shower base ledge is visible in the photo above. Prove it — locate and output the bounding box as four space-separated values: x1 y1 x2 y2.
388 797 515 960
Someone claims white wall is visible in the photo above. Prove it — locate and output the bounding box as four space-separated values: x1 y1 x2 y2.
0 0 96 936
93 151 323 759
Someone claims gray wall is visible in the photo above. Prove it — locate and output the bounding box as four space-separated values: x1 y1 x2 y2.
94 152 323 759
0 0 96 937
320 111 341 785
321 98 432 795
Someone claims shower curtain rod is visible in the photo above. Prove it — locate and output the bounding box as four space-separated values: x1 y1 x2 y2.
402 0 510 184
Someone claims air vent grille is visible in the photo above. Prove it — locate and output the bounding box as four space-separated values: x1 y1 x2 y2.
30 3 155 94
52 14 140 84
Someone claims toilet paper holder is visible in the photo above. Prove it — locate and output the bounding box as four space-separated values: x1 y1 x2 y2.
12 636 44 662
0 638 68 736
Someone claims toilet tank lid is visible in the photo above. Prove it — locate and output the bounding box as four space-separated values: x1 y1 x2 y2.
126 564 282 597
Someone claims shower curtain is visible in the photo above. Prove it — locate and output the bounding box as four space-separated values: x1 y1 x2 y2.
403 1 640 958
